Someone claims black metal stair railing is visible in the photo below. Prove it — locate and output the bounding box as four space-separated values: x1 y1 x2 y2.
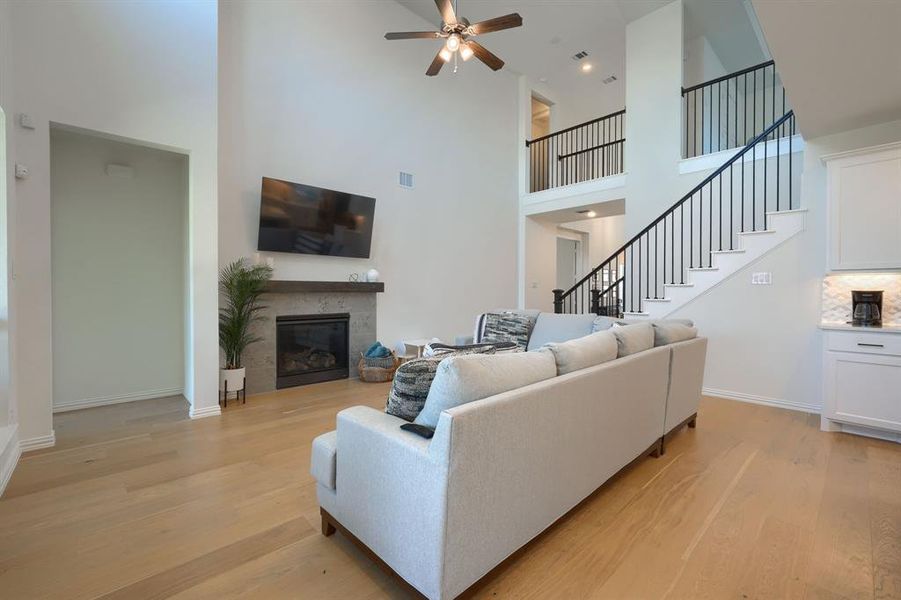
553 110 798 317
526 109 625 193
682 60 791 159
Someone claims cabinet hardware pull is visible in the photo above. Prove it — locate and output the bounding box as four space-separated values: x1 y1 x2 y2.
857 343 884 348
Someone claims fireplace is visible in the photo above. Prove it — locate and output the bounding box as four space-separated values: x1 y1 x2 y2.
276 313 350 388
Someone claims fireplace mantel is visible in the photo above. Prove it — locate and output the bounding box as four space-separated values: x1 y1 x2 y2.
263 280 385 294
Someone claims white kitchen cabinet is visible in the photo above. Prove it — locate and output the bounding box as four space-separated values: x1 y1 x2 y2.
824 142 901 271
821 327 901 439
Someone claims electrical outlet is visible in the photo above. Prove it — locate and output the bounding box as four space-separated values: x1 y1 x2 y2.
751 272 772 285
14 164 29 179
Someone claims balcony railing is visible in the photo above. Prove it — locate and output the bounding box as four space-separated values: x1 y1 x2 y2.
525 109 625 193
682 60 791 159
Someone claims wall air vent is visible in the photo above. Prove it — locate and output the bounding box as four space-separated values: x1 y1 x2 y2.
398 171 414 189
602 75 618 85
571 50 589 61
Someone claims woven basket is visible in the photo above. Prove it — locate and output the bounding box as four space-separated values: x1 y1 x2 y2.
358 353 400 383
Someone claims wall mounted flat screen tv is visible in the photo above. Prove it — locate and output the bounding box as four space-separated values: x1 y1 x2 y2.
257 177 375 258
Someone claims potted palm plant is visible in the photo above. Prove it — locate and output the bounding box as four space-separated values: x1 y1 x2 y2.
219 258 273 399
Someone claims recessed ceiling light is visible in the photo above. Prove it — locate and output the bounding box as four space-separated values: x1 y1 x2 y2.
585 210 597 218
581 63 593 73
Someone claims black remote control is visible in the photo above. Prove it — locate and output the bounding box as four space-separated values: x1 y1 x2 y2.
401 423 435 439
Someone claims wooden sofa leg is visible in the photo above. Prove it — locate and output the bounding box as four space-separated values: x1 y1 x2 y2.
650 437 665 458
688 414 698 429
321 510 336 537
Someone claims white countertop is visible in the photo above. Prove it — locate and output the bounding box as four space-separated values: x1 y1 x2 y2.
819 322 901 334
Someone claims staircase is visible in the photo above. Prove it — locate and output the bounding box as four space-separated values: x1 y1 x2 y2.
554 109 802 319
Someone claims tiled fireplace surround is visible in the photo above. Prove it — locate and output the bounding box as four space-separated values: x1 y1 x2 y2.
244 282 382 395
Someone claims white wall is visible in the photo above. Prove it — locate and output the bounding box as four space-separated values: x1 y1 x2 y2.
50 129 186 411
672 118 901 411
683 35 727 88
562 215 626 272
218 1 519 347
624 1 684 237
7 0 219 441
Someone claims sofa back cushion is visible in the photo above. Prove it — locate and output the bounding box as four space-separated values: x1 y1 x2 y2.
544 330 618 375
413 350 557 428
652 321 698 346
386 346 496 421
611 322 655 357
526 313 598 350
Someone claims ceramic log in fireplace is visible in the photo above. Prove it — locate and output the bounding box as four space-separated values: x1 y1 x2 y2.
276 313 349 388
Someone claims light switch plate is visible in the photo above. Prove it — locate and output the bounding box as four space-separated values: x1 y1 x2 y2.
751 272 772 285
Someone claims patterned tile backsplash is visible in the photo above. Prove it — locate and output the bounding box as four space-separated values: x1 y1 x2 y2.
821 273 901 325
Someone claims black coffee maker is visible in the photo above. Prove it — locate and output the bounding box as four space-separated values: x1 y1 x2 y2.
851 290 882 327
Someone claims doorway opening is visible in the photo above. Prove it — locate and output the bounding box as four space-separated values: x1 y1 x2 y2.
556 237 582 292
49 125 189 418
531 95 551 139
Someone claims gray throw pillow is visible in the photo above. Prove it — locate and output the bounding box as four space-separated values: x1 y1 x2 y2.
611 322 655 357
544 330 618 375
385 346 496 421
652 322 698 346
413 350 557 428
591 315 629 333
481 311 534 351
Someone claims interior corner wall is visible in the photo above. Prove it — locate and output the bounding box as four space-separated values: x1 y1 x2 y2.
524 217 559 313
672 118 901 411
562 215 626 272
0 0 14 437
50 130 187 411
624 0 684 237
682 35 727 88
7 0 219 441
218 1 519 348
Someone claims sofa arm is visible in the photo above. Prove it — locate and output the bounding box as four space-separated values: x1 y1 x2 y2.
333 406 451 599
311 430 337 490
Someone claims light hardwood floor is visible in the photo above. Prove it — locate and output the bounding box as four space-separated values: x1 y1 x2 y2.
0 381 899 599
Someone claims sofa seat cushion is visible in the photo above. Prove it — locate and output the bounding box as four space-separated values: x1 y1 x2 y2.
611 322 655 357
526 313 599 350
544 330 618 375
652 321 698 346
310 430 337 490
413 350 557 428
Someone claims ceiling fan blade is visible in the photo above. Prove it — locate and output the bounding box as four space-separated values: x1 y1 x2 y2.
469 13 522 35
435 0 457 26
426 49 446 76
468 41 505 71
385 31 440 40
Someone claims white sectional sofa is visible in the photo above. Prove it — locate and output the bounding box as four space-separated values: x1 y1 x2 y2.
310 313 707 599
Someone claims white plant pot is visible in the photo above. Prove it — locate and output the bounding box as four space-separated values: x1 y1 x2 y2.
219 367 246 395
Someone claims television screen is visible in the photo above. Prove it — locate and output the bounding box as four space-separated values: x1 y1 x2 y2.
257 177 375 258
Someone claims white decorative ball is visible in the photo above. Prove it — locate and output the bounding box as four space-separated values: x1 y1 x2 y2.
366 268 380 282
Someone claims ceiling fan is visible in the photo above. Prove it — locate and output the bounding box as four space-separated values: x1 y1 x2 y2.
385 0 523 76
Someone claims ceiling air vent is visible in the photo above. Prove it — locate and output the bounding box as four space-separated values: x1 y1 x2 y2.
398 171 414 189
602 74 618 85
571 50 589 61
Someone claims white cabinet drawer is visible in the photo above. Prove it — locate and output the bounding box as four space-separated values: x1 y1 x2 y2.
824 351 901 432
826 330 901 356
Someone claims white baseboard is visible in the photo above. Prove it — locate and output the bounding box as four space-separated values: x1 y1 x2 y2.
53 387 184 413
19 430 56 453
703 387 821 414
0 425 21 497
189 404 221 419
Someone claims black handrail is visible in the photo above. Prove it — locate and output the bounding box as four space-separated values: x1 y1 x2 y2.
526 109 626 147
526 109 626 193
682 59 786 159
557 110 797 315
681 60 774 95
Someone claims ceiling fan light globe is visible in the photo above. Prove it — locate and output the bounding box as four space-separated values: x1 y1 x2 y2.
459 43 474 61
446 33 461 52
439 47 453 62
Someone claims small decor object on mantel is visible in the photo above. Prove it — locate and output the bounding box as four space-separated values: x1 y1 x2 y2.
365 268 380 283
218 258 273 406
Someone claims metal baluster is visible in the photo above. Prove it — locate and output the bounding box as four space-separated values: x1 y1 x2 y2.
689 193 694 267
654 224 659 299
680 204 685 283
752 137 757 231
729 164 734 249
719 171 723 251
789 115 793 209
693 89 698 157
